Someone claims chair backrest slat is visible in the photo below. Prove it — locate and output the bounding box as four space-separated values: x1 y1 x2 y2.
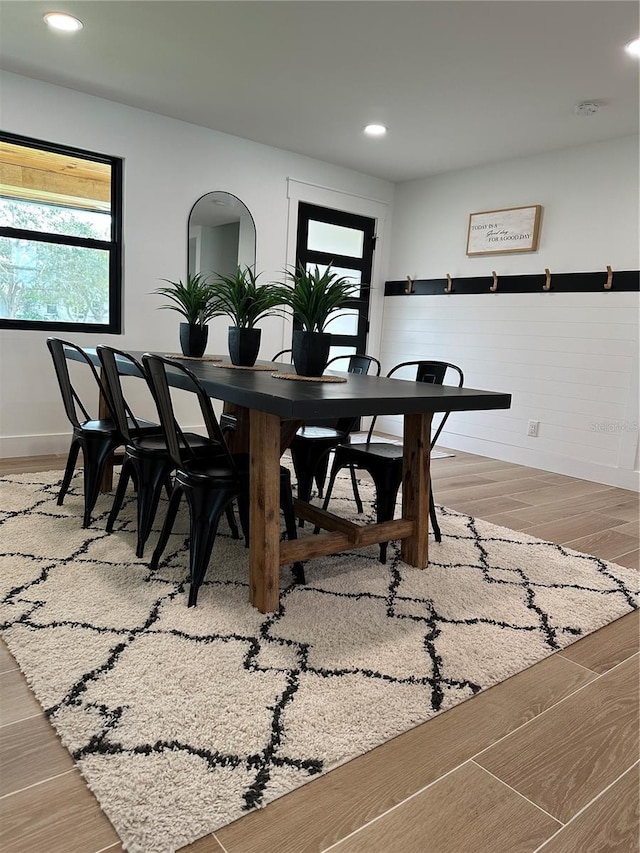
96 346 149 442
142 354 234 470
307 353 382 434
47 338 109 428
325 353 382 377
271 349 293 363
366 360 464 445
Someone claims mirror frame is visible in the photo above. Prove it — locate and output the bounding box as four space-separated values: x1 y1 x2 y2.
187 191 256 279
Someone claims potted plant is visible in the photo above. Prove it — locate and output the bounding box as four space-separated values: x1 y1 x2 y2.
278 263 357 376
209 265 285 366
152 273 217 357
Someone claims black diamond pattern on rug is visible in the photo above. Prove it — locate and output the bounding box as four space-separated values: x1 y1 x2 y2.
0 469 637 853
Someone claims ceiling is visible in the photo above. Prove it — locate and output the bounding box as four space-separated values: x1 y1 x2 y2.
1 1 638 183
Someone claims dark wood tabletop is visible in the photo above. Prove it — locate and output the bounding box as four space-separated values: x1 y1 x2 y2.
76 348 511 420
119 351 512 420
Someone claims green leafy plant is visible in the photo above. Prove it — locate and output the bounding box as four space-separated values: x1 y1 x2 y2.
152 273 217 326
209 265 285 329
278 263 357 332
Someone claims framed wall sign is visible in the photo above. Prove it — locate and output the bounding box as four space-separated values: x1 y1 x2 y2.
466 205 542 256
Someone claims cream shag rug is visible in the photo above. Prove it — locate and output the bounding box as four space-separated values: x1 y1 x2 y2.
0 468 637 853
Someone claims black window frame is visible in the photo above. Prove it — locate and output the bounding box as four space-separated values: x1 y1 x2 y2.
0 131 123 334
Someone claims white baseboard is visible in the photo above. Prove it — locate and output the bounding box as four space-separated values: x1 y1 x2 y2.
1 433 72 459
438 433 640 492
369 427 639 492
3 429 638 492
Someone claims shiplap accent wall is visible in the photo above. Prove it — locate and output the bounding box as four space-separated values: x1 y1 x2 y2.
379 136 639 490
378 291 639 489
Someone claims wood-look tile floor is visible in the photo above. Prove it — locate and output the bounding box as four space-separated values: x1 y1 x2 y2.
1 450 638 853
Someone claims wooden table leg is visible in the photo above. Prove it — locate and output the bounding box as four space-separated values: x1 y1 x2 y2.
249 409 282 612
401 412 432 567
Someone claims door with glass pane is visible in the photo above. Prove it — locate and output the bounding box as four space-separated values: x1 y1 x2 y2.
295 202 376 359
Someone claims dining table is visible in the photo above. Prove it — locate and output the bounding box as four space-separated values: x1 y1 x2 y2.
80 349 511 613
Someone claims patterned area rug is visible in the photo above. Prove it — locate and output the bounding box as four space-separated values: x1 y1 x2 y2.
0 468 637 853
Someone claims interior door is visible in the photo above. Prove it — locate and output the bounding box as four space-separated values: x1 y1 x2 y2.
295 202 376 358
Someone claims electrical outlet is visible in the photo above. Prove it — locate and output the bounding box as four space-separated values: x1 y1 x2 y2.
527 420 539 437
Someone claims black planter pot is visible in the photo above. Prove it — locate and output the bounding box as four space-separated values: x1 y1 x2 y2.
228 326 261 366
179 323 208 358
292 329 332 376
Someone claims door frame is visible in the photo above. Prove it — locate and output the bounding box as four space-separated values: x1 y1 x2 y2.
284 179 390 362
294 201 375 356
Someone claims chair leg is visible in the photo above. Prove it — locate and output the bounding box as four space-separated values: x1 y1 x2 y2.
106 458 133 532
322 457 364 515
321 456 340 512
279 470 298 542
135 456 172 558
163 475 173 499
225 504 240 540
185 486 236 607
370 467 402 565
316 453 344 535
291 449 313 503
429 482 442 543
236 491 250 547
313 451 331 499
349 464 364 514
81 437 120 528
291 441 334 526
57 439 80 505
149 486 183 569
291 563 306 584
279 474 305 581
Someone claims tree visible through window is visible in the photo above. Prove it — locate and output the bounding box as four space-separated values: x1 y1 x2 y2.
0 132 122 332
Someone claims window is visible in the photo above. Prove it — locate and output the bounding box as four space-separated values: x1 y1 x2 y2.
0 132 122 333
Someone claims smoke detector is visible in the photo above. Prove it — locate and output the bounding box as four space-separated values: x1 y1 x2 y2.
574 101 600 116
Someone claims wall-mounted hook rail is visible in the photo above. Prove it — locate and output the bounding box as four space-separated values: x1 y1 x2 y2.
383 268 639 298
604 265 613 290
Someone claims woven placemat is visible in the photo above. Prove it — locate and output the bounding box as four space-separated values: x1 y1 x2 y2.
213 363 273 371
271 372 347 383
164 354 223 362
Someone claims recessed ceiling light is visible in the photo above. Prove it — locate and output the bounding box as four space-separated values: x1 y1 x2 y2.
363 124 387 137
43 11 83 32
625 37 640 57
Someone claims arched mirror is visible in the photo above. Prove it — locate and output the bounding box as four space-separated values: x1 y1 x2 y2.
188 192 256 279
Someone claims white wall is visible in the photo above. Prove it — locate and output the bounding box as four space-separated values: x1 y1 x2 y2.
0 73 394 457
381 136 639 490
2 74 638 491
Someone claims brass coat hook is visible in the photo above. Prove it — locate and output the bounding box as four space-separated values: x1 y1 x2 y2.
543 268 552 291
405 275 414 294
604 265 613 290
444 273 454 293
490 270 499 292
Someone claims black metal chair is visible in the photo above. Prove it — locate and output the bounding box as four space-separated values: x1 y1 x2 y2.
322 360 464 563
271 348 293 363
143 355 301 605
97 346 240 558
287 353 382 522
46 338 158 528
